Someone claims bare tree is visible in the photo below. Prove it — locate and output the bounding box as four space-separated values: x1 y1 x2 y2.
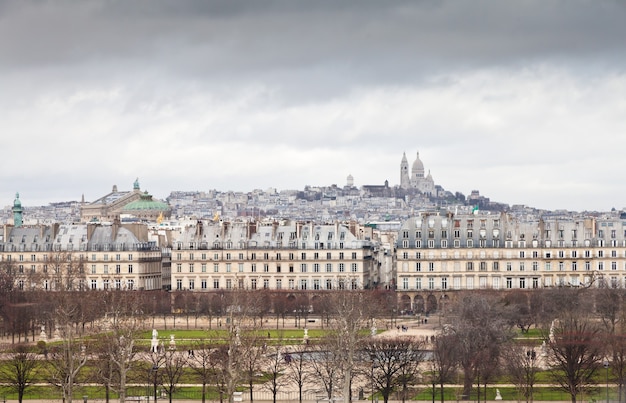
160 348 188 403
211 345 232 403
147 347 166 403
45 293 89 403
363 336 425 403
546 316 604 403
0 344 38 403
209 289 264 403
431 332 459 403
476 340 502 403
504 290 534 333
308 341 343 400
100 291 144 403
596 287 626 402
596 286 623 335
609 308 626 403
284 342 312 403
446 293 511 401
240 330 266 402
189 339 220 403
90 346 116 403
503 344 539 403
326 291 372 402
272 292 289 329
262 344 291 403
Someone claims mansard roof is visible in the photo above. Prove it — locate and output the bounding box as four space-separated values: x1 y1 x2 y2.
0 223 153 252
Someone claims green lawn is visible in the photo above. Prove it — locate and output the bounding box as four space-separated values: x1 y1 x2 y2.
138 328 328 340
412 386 614 402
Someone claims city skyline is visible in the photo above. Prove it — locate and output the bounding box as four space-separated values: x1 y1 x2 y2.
1 1 625 211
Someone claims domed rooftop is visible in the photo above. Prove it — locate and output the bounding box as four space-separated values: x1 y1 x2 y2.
123 191 170 212
411 152 424 174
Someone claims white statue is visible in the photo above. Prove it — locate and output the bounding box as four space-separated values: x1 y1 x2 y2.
169 334 176 350
495 389 502 400
549 319 558 342
151 329 159 353
39 325 47 342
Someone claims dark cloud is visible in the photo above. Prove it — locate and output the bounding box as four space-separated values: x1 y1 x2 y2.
3 0 625 80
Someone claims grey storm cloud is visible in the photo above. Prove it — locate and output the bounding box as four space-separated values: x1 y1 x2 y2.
3 1 625 82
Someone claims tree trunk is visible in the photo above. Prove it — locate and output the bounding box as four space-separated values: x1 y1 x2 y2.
462 371 472 399
343 367 352 403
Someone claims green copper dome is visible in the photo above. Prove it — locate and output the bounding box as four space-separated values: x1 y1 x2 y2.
123 191 170 211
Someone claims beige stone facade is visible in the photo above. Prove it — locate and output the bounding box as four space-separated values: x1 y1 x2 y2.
395 212 626 311
168 220 377 292
0 223 163 291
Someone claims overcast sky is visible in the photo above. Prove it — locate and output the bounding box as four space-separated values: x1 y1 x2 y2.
1 0 625 212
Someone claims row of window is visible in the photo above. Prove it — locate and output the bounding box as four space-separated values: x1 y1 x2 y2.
90 264 134 274
0 253 135 262
174 277 360 291
179 240 351 250
179 231 348 249
401 249 624 260
402 226 625 239
173 251 360 261
404 219 500 233
11 264 137 275
174 262 360 274
15 278 135 291
403 260 624 272
397 275 609 291
399 239 624 249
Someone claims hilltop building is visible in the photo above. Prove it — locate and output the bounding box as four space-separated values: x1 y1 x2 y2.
80 178 171 223
400 151 436 196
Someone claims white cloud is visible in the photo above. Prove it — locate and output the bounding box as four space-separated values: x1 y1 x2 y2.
2 1 626 212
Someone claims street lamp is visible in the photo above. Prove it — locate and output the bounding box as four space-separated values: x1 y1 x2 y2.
371 357 375 402
604 359 610 403
526 349 537 403
152 365 159 403
370 354 378 403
